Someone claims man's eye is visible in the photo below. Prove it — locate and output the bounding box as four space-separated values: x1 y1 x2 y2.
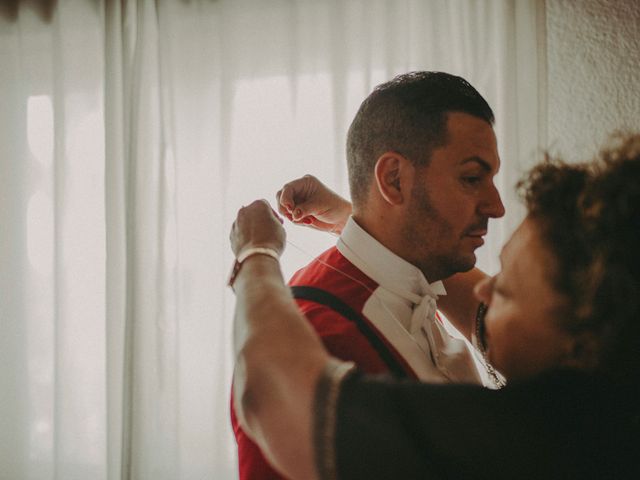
462 176 481 185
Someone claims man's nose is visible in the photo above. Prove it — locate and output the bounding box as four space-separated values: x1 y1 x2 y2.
480 184 505 218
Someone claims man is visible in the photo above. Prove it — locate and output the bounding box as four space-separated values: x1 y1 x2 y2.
232 71 505 479
228 136 640 478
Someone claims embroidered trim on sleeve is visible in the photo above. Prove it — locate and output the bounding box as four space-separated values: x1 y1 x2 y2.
313 359 356 480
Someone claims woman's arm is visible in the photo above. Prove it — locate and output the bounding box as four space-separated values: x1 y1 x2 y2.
230 200 330 480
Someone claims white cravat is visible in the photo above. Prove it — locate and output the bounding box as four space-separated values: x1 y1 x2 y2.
407 279 446 339
365 268 480 383
336 218 482 384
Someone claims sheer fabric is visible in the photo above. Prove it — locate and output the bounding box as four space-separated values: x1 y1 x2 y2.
0 1 543 478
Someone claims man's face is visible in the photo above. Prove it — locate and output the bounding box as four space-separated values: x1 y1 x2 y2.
401 112 505 280
473 217 575 381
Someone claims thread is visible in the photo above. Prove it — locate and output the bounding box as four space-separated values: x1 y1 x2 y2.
285 238 410 339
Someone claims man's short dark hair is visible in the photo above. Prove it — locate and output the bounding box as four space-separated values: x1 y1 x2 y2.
346 71 495 207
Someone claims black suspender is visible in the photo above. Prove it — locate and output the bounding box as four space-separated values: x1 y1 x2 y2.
290 286 408 379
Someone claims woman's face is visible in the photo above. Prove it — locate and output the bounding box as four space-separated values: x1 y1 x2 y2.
474 217 577 381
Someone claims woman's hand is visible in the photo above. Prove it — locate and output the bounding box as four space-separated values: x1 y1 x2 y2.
276 175 352 234
230 199 286 257
230 200 328 480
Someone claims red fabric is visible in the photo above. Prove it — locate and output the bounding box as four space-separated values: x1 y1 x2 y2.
231 247 417 479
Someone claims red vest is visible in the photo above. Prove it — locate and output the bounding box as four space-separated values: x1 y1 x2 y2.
231 247 417 479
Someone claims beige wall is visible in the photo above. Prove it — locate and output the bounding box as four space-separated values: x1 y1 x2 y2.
545 0 640 161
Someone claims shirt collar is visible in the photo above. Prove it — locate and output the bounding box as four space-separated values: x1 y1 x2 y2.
336 217 446 300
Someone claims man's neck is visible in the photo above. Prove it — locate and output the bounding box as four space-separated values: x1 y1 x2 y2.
350 212 443 282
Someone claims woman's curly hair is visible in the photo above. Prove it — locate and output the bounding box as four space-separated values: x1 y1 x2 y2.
517 133 640 384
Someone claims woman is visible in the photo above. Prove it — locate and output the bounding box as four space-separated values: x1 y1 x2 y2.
229 134 640 479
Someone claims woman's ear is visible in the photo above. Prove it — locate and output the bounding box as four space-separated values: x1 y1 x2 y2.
373 152 413 206
562 332 601 371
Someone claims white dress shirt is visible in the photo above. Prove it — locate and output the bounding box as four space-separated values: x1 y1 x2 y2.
337 217 484 385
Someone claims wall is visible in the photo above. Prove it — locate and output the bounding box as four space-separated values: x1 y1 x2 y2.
545 0 640 161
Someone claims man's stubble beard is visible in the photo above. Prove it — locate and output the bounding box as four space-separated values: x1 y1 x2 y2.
401 184 476 281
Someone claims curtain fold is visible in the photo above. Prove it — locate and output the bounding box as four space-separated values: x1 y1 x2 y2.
0 1 543 478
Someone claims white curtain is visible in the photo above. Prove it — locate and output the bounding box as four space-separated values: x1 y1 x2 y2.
0 1 544 478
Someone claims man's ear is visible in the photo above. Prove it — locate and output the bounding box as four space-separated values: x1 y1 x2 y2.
373 152 413 206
